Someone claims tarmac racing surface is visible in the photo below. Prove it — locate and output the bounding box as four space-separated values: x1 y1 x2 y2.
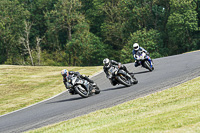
0 51 200 133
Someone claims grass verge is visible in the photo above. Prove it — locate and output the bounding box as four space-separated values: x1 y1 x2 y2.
0 65 102 116
27 76 200 133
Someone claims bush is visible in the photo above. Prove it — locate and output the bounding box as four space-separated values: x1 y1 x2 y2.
121 28 163 63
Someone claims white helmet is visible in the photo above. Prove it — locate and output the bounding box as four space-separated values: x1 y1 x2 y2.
133 43 139 51
103 58 110 68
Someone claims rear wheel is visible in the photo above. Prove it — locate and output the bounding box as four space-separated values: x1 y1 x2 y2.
74 85 89 98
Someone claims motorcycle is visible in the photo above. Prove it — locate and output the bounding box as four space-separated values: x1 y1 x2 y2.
66 75 100 98
135 51 154 71
107 65 138 87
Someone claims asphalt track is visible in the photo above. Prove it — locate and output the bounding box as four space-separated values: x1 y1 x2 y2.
0 51 200 133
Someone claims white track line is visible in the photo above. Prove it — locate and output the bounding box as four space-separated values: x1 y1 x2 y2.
0 70 103 118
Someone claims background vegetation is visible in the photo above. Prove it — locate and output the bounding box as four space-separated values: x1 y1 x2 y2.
0 0 199 66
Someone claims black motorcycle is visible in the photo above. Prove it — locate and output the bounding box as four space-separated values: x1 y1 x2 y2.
107 65 138 87
66 76 100 98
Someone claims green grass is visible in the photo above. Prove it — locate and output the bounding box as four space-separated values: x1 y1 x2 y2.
27 76 200 133
0 65 102 115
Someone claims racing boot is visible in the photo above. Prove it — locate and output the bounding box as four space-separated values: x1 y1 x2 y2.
109 78 117 86
91 83 97 93
67 89 75 95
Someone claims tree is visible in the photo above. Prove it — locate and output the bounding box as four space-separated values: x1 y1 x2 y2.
121 28 162 64
19 21 34 66
66 22 109 66
0 0 30 64
36 36 44 66
45 0 86 65
167 0 198 54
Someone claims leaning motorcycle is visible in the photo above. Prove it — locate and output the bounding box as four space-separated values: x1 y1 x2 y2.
107 65 138 87
66 76 100 98
135 51 154 71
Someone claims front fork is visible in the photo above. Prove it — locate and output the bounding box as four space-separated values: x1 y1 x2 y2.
146 56 153 67
120 73 133 83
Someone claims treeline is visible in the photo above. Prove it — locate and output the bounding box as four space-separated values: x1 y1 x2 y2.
0 0 199 66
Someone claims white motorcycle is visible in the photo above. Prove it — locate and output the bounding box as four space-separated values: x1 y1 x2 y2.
135 51 154 71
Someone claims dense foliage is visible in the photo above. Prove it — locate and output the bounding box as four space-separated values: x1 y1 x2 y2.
0 0 199 66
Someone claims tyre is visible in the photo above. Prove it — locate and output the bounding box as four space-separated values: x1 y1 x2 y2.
132 77 138 84
144 61 153 71
74 85 89 98
95 86 101 94
117 74 132 87
130 73 138 84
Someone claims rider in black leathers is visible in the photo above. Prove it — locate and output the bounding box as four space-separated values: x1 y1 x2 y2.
103 58 133 86
61 69 96 94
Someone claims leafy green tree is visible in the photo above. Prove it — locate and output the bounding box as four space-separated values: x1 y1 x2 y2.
80 0 105 36
0 0 199 66
167 0 198 54
66 22 109 66
194 0 200 50
45 0 86 65
18 0 57 38
121 28 162 64
0 0 30 64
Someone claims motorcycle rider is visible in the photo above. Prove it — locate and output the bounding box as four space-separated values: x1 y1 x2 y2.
61 69 96 94
132 43 152 67
103 58 134 86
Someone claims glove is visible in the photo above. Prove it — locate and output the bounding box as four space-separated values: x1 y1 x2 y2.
118 63 122 68
135 55 139 60
65 82 70 89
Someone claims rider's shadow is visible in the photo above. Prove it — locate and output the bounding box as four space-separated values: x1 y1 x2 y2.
102 86 127 92
134 70 150 75
47 97 83 104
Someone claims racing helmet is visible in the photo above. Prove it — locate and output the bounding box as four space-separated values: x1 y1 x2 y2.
61 69 68 77
103 58 110 68
133 43 139 51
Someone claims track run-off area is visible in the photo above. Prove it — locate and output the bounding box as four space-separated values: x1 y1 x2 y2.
0 51 200 133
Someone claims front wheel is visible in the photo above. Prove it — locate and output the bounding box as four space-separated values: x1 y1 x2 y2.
74 85 89 98
144 61 154 71
129 73 138 84
132 77 138 84
95 86 101 94
117 75 132 87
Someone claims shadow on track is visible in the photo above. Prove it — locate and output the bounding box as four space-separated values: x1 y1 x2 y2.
102 86 127 92
134 70 150 75
47 97 83 104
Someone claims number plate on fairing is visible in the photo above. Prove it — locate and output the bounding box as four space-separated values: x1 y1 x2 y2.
108 66 118 78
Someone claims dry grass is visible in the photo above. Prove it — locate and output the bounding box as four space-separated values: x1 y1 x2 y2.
0 65 102 115
27 77 200 133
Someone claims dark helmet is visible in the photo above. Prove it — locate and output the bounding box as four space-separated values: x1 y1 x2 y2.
61 69 68 77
